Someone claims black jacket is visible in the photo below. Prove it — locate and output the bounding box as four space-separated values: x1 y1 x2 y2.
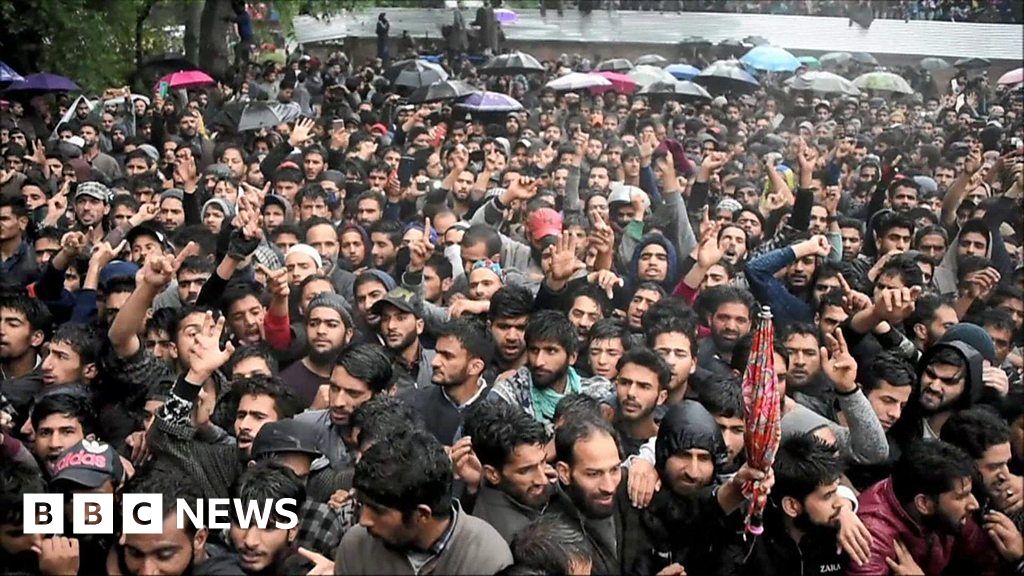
715 507 846 576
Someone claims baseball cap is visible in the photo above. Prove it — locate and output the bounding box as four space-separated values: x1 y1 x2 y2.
251 419 323 460
74 181 110 203
371 286 423 317
126 224 174 252
527 208 563 242
51 439 125 489
99 261 140 290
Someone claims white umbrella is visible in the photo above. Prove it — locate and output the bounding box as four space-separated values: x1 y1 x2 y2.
628 65 676 87
785 71 861 96
546 72 612 91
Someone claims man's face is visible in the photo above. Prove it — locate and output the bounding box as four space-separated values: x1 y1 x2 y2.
357 199 382 227
491 315 527 364
227 295 265 345
275 180 299 202
710 302 751 352
306 224 340 272
0 308 37 361
934 168 956 190
558 433 622 519
985 324 1013 364
785 254 816 288
370 232 397 269
234 393 279 456
272 232 299 254
957 231 988 259
131 235 163 266
111 204 135 230
356 500 421 548
527 339 573 389
626 288 661 329
652 331 695 394
33 414 84 470
587 337 624 380
33 236 60 269
41 340 89 386
307 308 350 359
568 296 602 343
490 442 551 510
303 154 325 181
468 268 502 302
791 479 843 530
996 298 1024 332
299 196 328 222
159 198 185 231
784 333 820 388
615 362 666 423
122 515 203 576
588 167 610 191
125 157 149 177
354 281 387 326
80 126 99 147
21 185 47 211
975 442 1013 505
919 361 965 413
817 305 848 336
809 205 828 235
452 170 474 201
229 523 293 574
430 335 475 388
328 364 373 427
285 253 319 288
74 196 107 227
335 231 365 269
663 448 714 496
714 415 745 463
866 381 912 431
379 305 420 352
638 244 669 282
719 226 747 264
917 232 947 261
929 477 979 534
840 227 863 261
178 114 198 137
890 184 919 212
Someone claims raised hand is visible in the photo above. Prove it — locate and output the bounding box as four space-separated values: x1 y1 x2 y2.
886 539 924 576
408 217 435 272
838 503 873 566
696 219 723 268
257 264 290 300
297 547 336 575
187 311 236 382
450 436 482 489
174 154 198 191
547 232 583 284
506 174 539 202
90 240 128 270
984 510 1024 562
820 327 858 393
140 242 199 288
701 150 731 174
587 269 623 300
638 131 658 162
588 212 614 256
289 117 317 147
872 286 922 324
59 231 87 258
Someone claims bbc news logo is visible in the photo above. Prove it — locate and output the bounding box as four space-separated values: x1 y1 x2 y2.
23 495 299 535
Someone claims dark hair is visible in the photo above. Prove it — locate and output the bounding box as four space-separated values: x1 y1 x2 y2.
878 254 924 288
570 283 612 318
587 319 632 350
103 275 137 297
424 253 453 280
462 224 503 256
699 380 744 419
990 285 1023 310
510 516 593 575
123 468 203 534
434 318 494 367
876 211 915 237
929 346 967 370
617 346 672 391
302 216 337 239
227 344 279 375
178 255 214 277
645 316 697 354
781 322 821 346
351 395 419 450
553 393 603 425
771 434 843 506
864 350 917 394
0 194 29 219
0 460 44 526
232 375 301 420
467 401 549 472
965 309 1015 336
368 219 403 251
639 294 692 334
271 224 304 242
0 291 53 335
30 391 98 435
336 344 393 394
220 281 263 315
891 440 977 504
526 310 578 356
354 190 385 211
904 293 954 336
274 166 303 184
554 415 620 466
354 429 453 517
837 217 864 236
232 461 305 524
50 322 101 368
295 184 329 207
702 285 757 322
489 285 534 320
940 408 1011 460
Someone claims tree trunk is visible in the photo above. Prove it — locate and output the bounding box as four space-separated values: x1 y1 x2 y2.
198 0 235 80
135 0 157 71
183 0 204 66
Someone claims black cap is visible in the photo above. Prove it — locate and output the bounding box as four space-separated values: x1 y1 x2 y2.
370 287 423 317
251 419 323 460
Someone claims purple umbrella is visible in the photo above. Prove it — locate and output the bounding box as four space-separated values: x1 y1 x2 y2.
4 73 79 93
0 62 24 84
495 8 518 24
457 91 523 112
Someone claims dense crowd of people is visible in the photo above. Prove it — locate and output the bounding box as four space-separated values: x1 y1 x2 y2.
1 4 1024 573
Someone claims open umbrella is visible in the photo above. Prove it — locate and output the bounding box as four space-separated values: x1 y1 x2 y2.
678 36 711 47
694 60 759 94
797 56 821 70
717 38 750 58
156 70 215 90
997 68 1024 86
494 8 518 24
920 57 952 71
596 58 633 72
480 51 544 75
457 91 523 112
636 54 668 66
785 71 860 95
741 307 781 537
546 72 611 91
639 80 711 101
851 52 878 66
386 59 449 87
743 35 770 46
0 62 25 84
819 52 852 67
592 72 637 94
4 73 79 93
955 57 991 70
408 79 477 104
741 45 801 72
237 102 285 132
628 65 676 87
666 64 701 80
852 71 914 94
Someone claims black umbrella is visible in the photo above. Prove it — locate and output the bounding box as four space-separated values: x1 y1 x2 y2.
407 80 478 104
385 59 449 88
743 35 770 46
640 80 712 102
678 36 711 47
596 58 634 72
694 61 759 94
717 38 750 58
955 57 991 69
480 51 545 75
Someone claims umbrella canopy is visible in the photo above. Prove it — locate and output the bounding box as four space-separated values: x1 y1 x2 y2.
636 54 668 66
741 307 781 537
666 64 701 80
820 52 852 67
237 102 284 132
4 72 79 93
386 59 449 87
480 51 544 75
678 36 711 47
852 71 914 94
457 91 523 112
740 45 801 72
694 60 759 94
955 57 991 69
592 71 637 94
997 67 1024 86
407 79 477 104
494 8 518 23
546 72 611 91
628 65 676 87
920 57 952 71
743 35 770 46
785 71 860 96
797 56 821 70
717 38 750 57
639 80 711 101
157 70 215 90
596 58 634 72
0 62 25 84
851 52 878 66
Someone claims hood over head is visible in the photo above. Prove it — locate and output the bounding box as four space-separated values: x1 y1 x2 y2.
655 400 728 474
628 232 681 293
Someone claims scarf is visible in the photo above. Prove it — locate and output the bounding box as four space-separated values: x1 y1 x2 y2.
530 367 581 424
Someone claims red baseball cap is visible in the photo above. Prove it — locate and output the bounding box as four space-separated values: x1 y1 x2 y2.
527 208 563 242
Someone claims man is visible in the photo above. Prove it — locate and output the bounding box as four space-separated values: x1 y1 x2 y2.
126 224 172 266
625 282 664 333
905 294 958 353
336 429 513 574
468 401 552 543
0 461 47 574
222 283 267 347
0 195 37 286
888 178 921 213
614 347 671 457
485 286 532 383
158 189 186 233
233 375 302 458
850 440 1007 576
280 294 353 407
284 244 323 288
229 462 306 574
0 292 51 418
41 322 99 387
27 390 97 474
368 220 402 276
73 181 110 231
79 121 121 181
305 217 354 298
352 271 394 339
372 287 433 392
402 319 492 445
697 285 755 378
935 219 993 296
585 319 631 381
859 350 916 433
839 218 865 262
746 235 831 326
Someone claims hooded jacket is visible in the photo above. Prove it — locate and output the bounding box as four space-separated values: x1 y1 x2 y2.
935 218 994 296
627 233 681 295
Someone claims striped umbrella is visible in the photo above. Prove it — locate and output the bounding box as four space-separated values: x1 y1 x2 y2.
742 307 781 537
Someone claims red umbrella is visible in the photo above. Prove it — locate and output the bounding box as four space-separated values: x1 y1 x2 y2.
590 72 637 94
155 70 215 91
741 306 781 537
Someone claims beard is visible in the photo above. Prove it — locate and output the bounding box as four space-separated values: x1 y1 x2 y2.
531 363 568 389
564 478 616 519
793 509 840 534
309 345 343 367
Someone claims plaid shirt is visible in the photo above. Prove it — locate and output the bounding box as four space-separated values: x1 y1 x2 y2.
297 501 350 558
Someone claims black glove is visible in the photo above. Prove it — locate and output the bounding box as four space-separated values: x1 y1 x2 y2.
227 228 260 260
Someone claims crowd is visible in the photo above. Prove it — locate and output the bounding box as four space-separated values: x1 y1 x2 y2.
1 6 1024 574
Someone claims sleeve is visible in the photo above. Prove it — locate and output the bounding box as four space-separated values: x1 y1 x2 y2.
563 166 583 213
827 231 843 263
843 518 896 576
195 268 230 307
259 140 297 180
264 309 293 350
788 187 814 232
834 390 890 465
743 247 812 326
663 187 697 261
639 165 662 205
182 190 202 226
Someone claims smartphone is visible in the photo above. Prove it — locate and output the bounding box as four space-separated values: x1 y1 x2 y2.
398 155 416 188
157 81 169 99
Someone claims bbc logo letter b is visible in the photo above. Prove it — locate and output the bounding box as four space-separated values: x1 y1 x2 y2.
23 494 64 534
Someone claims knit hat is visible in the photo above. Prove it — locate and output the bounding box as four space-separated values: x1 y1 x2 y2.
137 144 160 163
306 293 354 329
939 323 996 364
201 198 236 221
159 188 184 204
286 243 323 269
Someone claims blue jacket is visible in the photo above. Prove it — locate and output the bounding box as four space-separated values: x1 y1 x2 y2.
744 246 813 327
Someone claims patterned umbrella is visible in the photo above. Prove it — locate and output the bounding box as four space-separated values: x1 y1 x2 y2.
852 71 914 94
457 91 523 112
742 306 781 537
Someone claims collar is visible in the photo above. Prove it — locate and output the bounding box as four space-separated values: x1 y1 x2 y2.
441 377 487 409
1 240 29 263
427 504 459 556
